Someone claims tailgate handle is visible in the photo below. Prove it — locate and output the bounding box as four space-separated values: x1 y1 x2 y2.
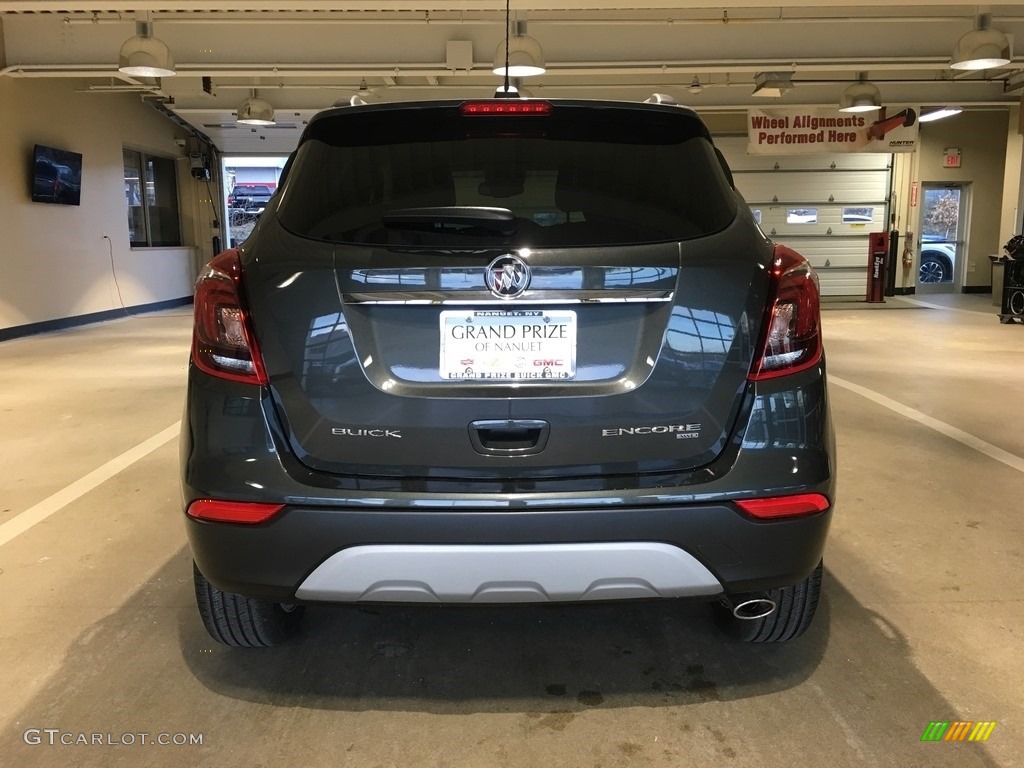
469 419 550 456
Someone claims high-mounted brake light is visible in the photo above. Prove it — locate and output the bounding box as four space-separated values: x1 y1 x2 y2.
734 494 830 520
460 100 554 116
749 244 823 381
191 249 268 385
187 499 285 524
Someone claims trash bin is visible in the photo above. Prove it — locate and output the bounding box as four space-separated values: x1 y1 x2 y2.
866 232 888 303
990 257 1004 307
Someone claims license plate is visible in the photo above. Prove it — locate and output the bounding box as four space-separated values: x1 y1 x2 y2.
440 309 577 380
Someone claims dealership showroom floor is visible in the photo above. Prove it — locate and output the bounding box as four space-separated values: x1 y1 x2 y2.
0 293 1019 768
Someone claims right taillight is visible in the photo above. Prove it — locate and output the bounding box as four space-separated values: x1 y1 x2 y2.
749 244 823 381
191 249 268 385
735 493 830 520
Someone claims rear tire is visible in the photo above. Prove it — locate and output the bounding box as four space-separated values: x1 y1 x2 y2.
193 562 304 647
718 561 823 643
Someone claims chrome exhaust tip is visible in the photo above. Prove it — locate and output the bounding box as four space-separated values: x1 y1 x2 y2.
729 597 776 620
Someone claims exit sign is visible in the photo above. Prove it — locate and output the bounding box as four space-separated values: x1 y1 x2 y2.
943 148 962 168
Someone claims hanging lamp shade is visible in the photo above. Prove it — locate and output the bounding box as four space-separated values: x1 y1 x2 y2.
839 74 881 113
950 14 1011 70
118 20 175 77
236 96 276 126
493 21 546 77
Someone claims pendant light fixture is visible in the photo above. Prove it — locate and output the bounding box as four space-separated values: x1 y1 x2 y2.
951 13 1011 70
839 73 881 113
493 0 546 80
118 11 175 78
236 91 276 126
493 21 546 77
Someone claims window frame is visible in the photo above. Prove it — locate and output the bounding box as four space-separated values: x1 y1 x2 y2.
123 148 182 248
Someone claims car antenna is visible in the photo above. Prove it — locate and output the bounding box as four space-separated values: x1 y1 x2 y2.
503 0 511 96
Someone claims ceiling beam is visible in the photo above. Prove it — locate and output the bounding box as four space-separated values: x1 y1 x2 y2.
0 0 1010 11
0 56 999 80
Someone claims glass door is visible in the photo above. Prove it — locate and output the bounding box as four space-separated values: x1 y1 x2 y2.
917 184 968 294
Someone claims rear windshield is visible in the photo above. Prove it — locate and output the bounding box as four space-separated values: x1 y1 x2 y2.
277 102 737 248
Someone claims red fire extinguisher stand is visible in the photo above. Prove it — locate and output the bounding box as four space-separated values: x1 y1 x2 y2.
866 231 889 303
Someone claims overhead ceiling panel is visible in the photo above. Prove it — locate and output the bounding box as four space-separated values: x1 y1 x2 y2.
1 2 1021 153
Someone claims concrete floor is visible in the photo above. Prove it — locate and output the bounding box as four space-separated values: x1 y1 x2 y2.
0 294 1021 767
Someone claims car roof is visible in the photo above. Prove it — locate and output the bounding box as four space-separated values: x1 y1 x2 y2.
302 97 712 146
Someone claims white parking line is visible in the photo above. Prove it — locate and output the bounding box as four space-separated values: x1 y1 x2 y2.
0 422 181 549
830 376 1024 474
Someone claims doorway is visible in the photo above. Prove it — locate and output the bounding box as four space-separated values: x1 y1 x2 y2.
916 183 969 294
222 155 289 248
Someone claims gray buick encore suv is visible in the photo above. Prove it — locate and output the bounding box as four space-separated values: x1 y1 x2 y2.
181 97 835 646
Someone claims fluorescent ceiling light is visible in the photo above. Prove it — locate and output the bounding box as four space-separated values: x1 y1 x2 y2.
839 74 881 113
918 106 963 123
751 71 794 98
118 15 175 78
951 14 1011 70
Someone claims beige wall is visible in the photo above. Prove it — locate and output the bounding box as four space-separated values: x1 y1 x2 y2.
909 111 1007 288
0 77 199 333
702 113 746 137
1000 106 1023 246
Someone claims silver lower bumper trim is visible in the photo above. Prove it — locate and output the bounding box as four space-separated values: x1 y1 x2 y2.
294 542 723 603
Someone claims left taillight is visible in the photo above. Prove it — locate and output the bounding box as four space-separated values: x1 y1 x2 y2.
191 249 268 385
749 244 823 381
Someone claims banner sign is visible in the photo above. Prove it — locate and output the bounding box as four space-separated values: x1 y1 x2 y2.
747 107 918 155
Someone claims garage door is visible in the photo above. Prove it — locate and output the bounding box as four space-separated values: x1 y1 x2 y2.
716 136 893 297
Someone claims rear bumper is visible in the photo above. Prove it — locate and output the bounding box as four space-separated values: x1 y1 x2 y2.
186 500 831 603
181 363 835 604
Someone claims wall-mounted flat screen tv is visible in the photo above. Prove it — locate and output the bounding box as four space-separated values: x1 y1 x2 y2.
32 144 83 206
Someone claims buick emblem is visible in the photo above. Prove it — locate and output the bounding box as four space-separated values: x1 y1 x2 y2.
485 255 531 299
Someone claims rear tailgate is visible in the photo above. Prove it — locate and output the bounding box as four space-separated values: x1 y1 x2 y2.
246 99 770 479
